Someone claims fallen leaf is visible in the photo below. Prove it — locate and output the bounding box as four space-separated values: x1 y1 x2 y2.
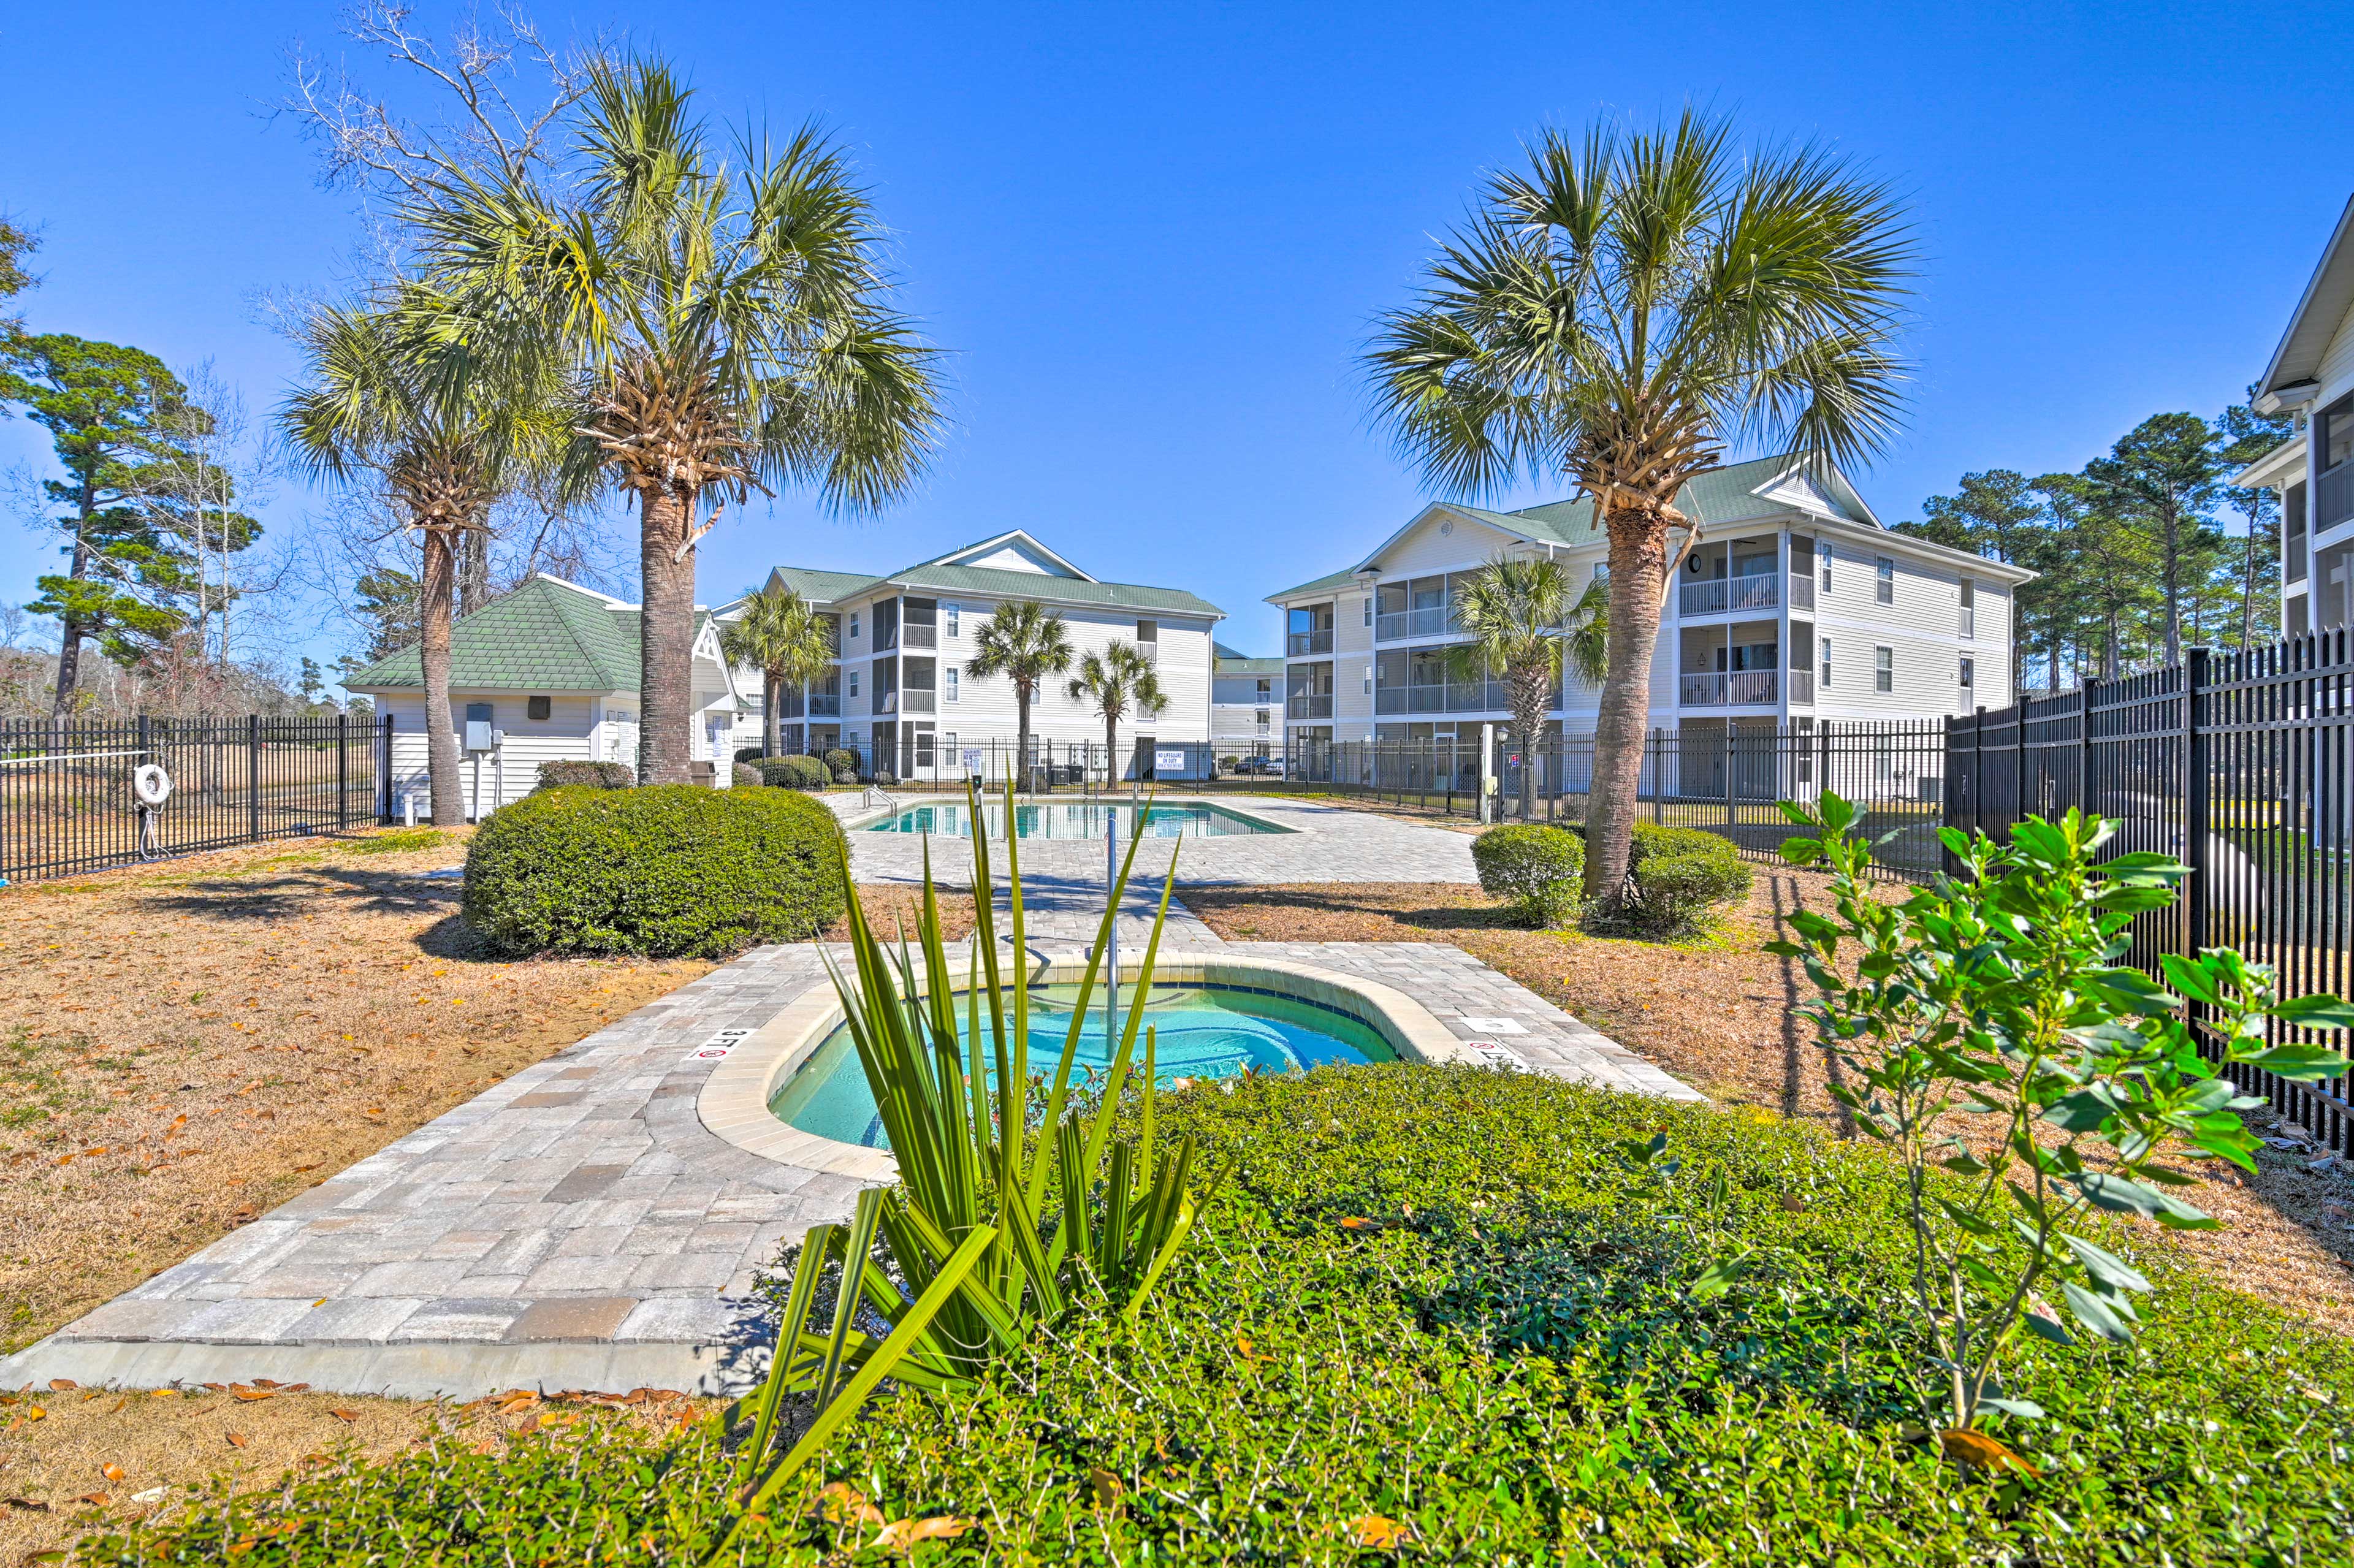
101 1464 126 1483
1350 1514 1414 1550
874 1515 975 1550
1939 1428 2041 1476
232 1388 275 1403
1089 1467 1124 1510
251 1379 282 1390
4 1496 52 1512
225 1434 249 1449
328 1409 362 1423
47 1380 75 1393
1338 1216 1381 1231
148 1389 175 1399
815 1482 885 1528
25 1405 45 1421
1780 1194 1809 1213
497 1395 540 1416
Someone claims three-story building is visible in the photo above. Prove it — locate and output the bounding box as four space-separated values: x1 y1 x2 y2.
1267 454 2031 781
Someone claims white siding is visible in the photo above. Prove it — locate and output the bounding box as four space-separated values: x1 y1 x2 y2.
376 690 606 821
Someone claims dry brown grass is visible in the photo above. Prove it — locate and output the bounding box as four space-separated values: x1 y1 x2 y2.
0 1379 707 1560
1186 873 2354 1334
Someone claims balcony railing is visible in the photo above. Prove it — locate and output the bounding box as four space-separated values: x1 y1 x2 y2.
1789 575 1815 612
1374 606 1452 641
1957 608 1975 639
1287 630 1335 656
872 691 898 715
901 689 936 715
2320 460 2354 533
806 693 842 717
1679 671 1780 706
903 624 937 650
1679 574 1780 616
1287 694 1335 720
1789 668 1814 704
1135 641 1158 663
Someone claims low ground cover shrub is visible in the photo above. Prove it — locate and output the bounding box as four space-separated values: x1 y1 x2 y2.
756 754 830 790
82 1067 2354 1566
1471 822 1583 926
533 759 633 791
462 783 845 957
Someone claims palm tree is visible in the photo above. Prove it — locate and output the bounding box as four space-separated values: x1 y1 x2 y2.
1065 642 1167 786
1365 112 1911 910
281 291 550 826
405 56 942 784
718 585 834 758
1449 557 1607 820
963 599 1072 790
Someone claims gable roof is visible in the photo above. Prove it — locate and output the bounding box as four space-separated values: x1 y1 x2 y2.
902 528 1095 580
879 560 1221 617
2257 192 2354 402
343 575 648 693
1269 454 1885 605
1213 641 1282 675
761 566 886 605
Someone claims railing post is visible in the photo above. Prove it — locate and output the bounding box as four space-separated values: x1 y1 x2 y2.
1972 705 1986 842
1723 720 1735 830
2184 647 2211 959
2076 676 2097 823
247 714 261 843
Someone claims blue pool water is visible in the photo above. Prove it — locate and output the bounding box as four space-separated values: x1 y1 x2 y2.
770 983 1390 1150
863 801 1286 837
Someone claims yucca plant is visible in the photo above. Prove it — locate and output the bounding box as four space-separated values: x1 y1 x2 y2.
707 780 1213 1556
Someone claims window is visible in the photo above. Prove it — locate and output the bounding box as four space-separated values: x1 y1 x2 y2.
527 695 551 721
945 603 959 637
1875 557 1895 604
1362 663 1373 695
849 612 860 641
848 669 859 698
1959 577 1976 639
945 668 959 704
1819 637 1832 687
1820 544 1832 592
1874 645 1894 693
1254 709 1270 726
1255 678 1271 700
1959 657 1975 690
1135 618 1158 644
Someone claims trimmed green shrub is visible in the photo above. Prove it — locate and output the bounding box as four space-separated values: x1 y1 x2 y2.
1569 820 1753 936
731 761 761 788
734 745 767 764
533 759 633 791
78 1067 2354 1566
757 754 829 790
1471 823 1583 927
822 748 858 780
461 783 845 957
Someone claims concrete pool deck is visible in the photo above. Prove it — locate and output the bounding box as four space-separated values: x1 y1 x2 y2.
0 808 1691 1401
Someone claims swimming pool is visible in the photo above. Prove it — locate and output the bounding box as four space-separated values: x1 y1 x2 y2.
768 981 1391 1150
862 801 1288 837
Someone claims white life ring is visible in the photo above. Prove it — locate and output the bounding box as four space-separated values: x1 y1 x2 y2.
133 763 173 807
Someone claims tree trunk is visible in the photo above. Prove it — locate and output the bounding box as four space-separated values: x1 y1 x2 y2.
638 487 699 785
764 672 781 758
50 506 93 723
419 525 465 827
1105 714 1119 788
457 525 491 617
1511 661 1548 821
1583 508 1670 908
1015 685 1033 794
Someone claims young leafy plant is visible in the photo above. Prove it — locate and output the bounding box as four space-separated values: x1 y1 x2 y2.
707 780 1216 1558
1773 794 2353 1441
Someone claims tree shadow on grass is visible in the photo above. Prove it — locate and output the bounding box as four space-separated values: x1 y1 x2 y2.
136 864 464 926
1186 885 1524 942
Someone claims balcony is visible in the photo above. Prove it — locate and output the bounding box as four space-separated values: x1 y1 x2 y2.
1789 574 1815 612
1287 629 1335 656
2321 459 2354 533
1374 607 1452 642
901 689 936 715
1789 669 1814 704
1135 640 1159 663
1287 694 1335 720
806 693 842 717
1680 574 1780 617
872 691 898 715
903 623 936 650
1679 671 1780 706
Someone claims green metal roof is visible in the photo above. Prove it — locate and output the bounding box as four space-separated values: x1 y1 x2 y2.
1506 454 1851 539
1214 644 1282 675
343 576 645 692
875 561 1222 617
766 566 885 603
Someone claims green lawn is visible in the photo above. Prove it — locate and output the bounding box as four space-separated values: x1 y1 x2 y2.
78 1066 2354 1565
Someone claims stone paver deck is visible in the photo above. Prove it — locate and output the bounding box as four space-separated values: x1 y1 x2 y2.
0 805 1686 1401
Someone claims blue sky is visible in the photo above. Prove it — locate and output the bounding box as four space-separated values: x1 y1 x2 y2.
2 1 2348 680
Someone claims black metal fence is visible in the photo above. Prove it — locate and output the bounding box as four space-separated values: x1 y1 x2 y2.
743 734 1228 791
1271 721 1951 880
1948 631 2354 1157
0 714 393 886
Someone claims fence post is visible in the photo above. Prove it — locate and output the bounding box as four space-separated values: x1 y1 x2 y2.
2076 677 2097 822
2014 702 2030 827
1723 721 1735 830
247 714 261 843
379 712 395 824
337 710 349 831
2184 647 2211 960
1972 706 1986 842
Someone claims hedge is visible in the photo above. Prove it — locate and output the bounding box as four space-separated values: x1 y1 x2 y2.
1471 823 1583 927
757 754 830 790
460 783 845 958
731 761 761 788
76 1067 2354 1565
533 759 633 791
822 748 858 783
1568 820 1754 937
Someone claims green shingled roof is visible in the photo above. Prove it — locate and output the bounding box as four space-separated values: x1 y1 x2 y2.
767 566 886 603
343 576 644 692
1265 566 1362 602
